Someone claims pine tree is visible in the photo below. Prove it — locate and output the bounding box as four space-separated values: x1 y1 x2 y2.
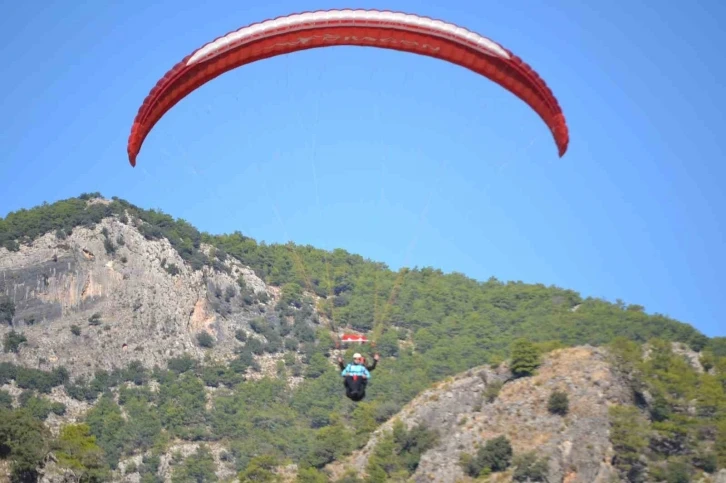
510 338 540 377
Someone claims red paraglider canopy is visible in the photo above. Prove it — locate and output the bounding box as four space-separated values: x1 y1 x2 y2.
128 9 569 166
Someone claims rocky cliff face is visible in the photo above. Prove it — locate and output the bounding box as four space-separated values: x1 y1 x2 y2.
0 209 274 379
327 346 636 482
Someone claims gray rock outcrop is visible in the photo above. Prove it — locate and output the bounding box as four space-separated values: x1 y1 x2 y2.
327 346 634 482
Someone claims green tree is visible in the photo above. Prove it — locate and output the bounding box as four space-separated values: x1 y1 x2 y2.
365 420 438 480
696 374 724 418
305 353 330 379
0 408 51 481
663 459 692 483
295 467 327 482
609 405 648 480
238 454 281 482
479 435 513 473
716 418 726 469
302 422 353 468
375 329 400 357
461 435 513 477
54 423 110 482
84 394 126 468
171 445 218 482
510 338 540 377
167 354 198 374
0 389 12 409
158 373 208 439
278 283 303 310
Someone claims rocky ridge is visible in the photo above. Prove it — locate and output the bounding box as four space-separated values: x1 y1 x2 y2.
329 346 638 482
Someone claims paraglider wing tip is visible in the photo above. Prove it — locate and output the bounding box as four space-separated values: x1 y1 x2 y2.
128 121 142 167
558 141 568 157
552 113 569 157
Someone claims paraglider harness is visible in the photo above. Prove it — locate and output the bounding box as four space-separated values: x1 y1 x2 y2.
344 372 368 401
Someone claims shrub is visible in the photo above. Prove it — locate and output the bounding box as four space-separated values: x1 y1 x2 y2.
165 263 180 276
88 313 102 326
196 332 214 348
484 381 503 403
235 329 247 342
0 298 15 325
3 330 27 353
461 435 513 477
246 338 264 355
168 354 198 374
103 238 115 255
548 390 569 416
512 452 549 481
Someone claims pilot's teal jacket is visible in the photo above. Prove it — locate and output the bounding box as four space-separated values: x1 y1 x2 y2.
341 363 370 379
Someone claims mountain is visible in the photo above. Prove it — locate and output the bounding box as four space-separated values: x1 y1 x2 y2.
0 196 289 380
0 193 724 482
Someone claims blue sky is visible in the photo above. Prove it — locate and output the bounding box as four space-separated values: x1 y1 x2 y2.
1 1 724 337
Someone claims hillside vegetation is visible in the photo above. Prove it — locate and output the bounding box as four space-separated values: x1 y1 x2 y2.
0 193 724 482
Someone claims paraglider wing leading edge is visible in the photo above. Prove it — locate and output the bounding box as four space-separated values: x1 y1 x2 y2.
127 9 569 166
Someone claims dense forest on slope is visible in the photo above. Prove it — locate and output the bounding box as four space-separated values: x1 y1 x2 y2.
607 337 726 482
0 193 712 355
1 193 724 482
